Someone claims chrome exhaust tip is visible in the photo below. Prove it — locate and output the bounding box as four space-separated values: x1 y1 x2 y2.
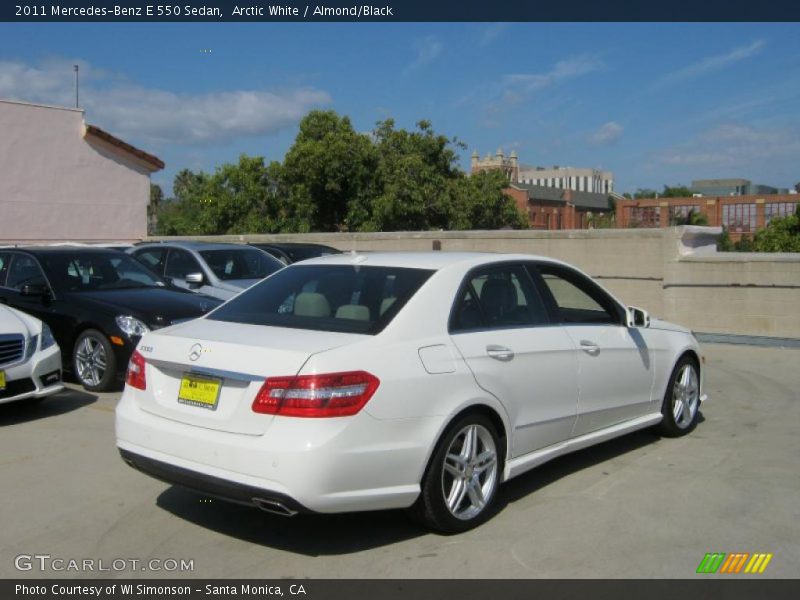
252 497 298 517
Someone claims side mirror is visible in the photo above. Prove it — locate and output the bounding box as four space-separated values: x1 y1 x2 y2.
627 306 650 328
20 283 50 298
185 272 204 287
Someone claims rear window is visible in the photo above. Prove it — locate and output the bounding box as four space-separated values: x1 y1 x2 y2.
199 248 283 281
208 265 434 334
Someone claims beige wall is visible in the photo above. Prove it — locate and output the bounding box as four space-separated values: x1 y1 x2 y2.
0 100 152 243
151 227 800 339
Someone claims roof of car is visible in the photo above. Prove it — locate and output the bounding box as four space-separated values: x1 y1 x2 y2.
295 251 566 270
5 245 126 255
135 241 257 252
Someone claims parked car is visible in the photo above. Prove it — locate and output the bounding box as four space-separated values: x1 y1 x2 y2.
248 242 341 265
0 247 221 392
0 304 63 405
116 252 705 532
130 242 285 300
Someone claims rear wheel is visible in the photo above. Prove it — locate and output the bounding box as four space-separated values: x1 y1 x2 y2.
658 356 700 437
73 330 117 392
414 414 502 533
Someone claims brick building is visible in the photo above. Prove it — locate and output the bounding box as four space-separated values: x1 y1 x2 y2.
471 149 614 194
616 194 799 240
505 183 614 230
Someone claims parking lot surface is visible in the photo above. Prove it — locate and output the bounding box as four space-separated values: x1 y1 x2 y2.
1 343 798 579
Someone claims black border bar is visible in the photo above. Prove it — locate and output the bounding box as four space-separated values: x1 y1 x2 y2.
4 580 800 599
3 1 800 22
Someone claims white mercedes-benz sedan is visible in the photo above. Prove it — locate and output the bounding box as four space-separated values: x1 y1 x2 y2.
116 252 705 532
1 305 63 405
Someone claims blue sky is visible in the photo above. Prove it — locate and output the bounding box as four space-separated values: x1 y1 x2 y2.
1 22 799 194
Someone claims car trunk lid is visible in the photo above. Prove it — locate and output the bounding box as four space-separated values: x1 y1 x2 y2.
133 318 363 435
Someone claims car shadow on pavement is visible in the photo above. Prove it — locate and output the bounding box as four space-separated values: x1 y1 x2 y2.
154 412 705 553
0 387 98 426
495 418 705 510
156 486 427 555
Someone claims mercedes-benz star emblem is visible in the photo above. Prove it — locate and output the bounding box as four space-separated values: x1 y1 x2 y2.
189 343 203 362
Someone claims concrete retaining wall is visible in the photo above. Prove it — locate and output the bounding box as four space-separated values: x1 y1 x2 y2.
149 227 800 339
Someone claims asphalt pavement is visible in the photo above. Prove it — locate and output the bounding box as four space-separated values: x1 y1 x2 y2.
1 343 798 578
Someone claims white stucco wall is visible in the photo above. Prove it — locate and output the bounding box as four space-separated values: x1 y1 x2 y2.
0 100 155 243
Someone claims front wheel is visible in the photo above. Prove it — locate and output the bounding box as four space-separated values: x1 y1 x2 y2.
658 356 701 437
73 329 117 392
414 414 502 533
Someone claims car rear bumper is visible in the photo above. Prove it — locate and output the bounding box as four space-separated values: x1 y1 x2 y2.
116 387 440 514
118 448 309 516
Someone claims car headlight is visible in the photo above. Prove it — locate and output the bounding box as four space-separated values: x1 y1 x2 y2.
115 315 150 338
40 324 57 350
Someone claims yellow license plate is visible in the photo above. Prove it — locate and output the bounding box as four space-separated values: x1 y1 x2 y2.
0 370 5 390
177 373 221 410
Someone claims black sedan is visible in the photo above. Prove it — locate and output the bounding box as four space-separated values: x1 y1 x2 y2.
0 247 221 391
248 242 341 265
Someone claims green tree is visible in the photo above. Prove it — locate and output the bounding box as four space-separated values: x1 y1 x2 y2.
449 170 527 230
752 204 800 252
633 188 658 199
281 111 378 232
368 118 463 231
661 185 694 198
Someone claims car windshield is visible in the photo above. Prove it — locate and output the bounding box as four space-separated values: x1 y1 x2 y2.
41 252 166 292
208 264 434 334
199 248 283 281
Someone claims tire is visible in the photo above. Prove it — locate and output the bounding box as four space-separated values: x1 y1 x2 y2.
73 329 117 392
658 355 701 437
414 414 502 533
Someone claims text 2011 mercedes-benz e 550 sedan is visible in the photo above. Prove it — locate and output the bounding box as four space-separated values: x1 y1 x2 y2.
116 252 706 533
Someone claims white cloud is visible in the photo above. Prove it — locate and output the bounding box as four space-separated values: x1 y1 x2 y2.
405 36 443 73
656 40 765 87
504 55 603 96
589 121 623 145
0 58 331 145
479 24 509 47
660 122 800 168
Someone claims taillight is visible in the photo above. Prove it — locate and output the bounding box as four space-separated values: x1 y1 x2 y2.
126 350 147 390
253 371 379 417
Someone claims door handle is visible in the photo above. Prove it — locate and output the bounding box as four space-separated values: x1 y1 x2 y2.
486 345 514 361
579 340 600 355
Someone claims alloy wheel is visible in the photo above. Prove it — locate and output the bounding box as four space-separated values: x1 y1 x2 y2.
75 335 107 387
441 423 498 521
672 363 699 429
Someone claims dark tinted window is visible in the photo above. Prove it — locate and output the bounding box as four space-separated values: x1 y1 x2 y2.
533 265 621 325
199 248 283 280
0 252 10 287
208 265 433 334
6 255 47 290
40 252 165 291
451 265 549 332
134 248 166 274
164 249 202 280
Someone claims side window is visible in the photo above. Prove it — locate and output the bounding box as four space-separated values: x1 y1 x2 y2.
451 265 549 332
533 265 621 325
6 255 47 291
0 252 10 287
133 248 166 275
164 249 202 280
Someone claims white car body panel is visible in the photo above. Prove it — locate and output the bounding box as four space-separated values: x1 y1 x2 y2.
116 252 704 515
0 305 63 404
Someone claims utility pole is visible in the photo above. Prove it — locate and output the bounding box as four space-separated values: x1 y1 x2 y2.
74 64 79 108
